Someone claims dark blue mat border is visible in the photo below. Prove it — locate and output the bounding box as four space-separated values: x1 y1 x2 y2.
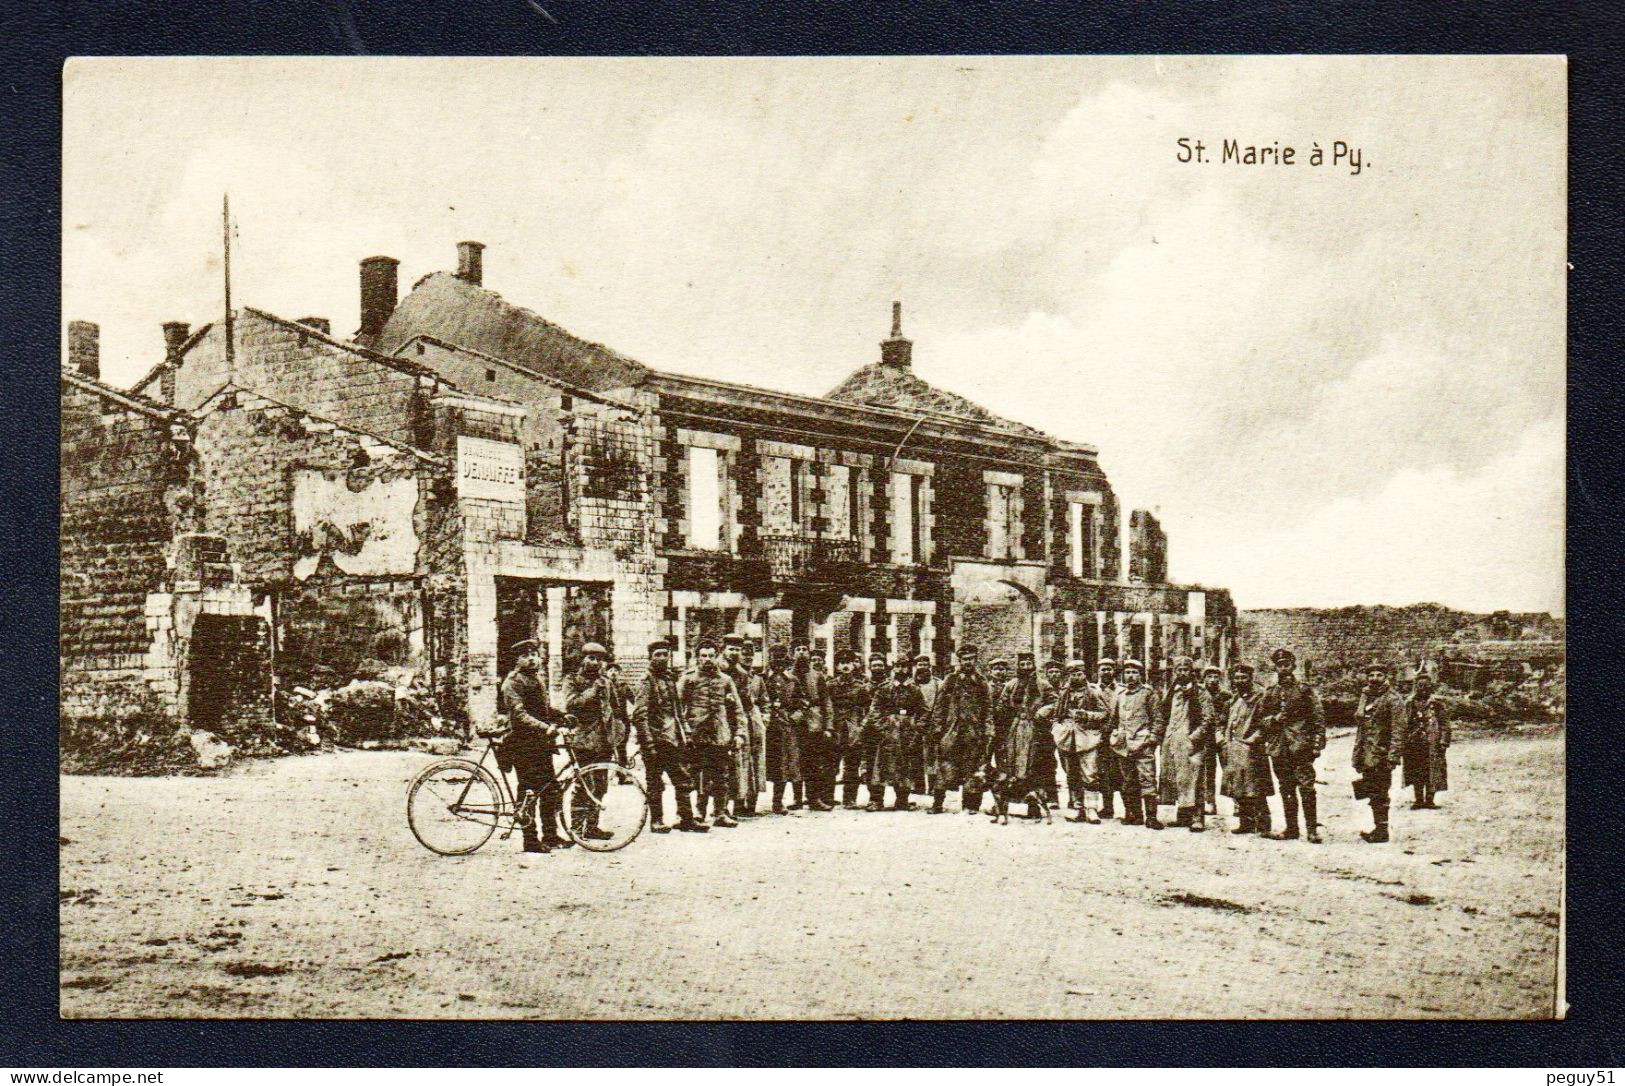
2 0 1618 1067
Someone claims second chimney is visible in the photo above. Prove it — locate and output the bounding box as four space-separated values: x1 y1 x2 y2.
358 256 400 341
162 321 190 358
456 241 485 286
68 320 100 379
880 301 912 370
297 316 331 336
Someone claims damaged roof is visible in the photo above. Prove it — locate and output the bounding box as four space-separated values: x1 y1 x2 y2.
824 362 1047 438
375 272 651 394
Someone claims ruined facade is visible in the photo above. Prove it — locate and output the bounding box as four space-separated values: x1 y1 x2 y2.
61 242 1236 762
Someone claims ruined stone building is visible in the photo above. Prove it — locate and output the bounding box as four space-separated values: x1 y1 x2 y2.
61 240 1235 752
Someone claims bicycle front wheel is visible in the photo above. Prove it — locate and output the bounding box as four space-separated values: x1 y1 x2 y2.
563 762 648 852
407 758 505 855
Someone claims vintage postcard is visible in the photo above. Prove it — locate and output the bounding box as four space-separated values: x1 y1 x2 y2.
59 55 1564 1020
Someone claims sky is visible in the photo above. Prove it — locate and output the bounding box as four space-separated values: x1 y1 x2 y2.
62 56 1566 615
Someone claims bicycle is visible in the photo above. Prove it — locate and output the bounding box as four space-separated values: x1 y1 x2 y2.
406 732 647 856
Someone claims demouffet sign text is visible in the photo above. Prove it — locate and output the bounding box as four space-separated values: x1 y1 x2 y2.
456 436 524 501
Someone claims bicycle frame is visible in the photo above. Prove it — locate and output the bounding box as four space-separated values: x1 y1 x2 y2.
454 737 588 830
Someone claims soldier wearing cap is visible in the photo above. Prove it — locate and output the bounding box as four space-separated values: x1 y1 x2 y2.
1201 663 1227 816
1092 657 1127 819
866 653 927 810
787 640 835 812
763 645 803 814
1401 671 1450 811
1107 658 1166 828
928 645 993 815
1158 654 1211 831
1052 658 1111 823
498 639 572 853
677 638 747 829
1353 660 1407 843
634 638 704 834
910 653 943 801
563 641 626 842
1259 648 1326 843
826 649 872 808
721 633 765 818
1220 663 1274 835
994 651 1057 819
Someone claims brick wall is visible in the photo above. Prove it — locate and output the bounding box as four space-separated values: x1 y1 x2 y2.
60 379 197 763
173 311 428 446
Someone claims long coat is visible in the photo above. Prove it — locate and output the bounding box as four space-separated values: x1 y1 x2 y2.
1220 687 1274 800
1353 685 1407 774
1051 680 1110 754
633 669 686 749
1158 678 1210 807
829 672 873 749
930 669 992 787
498 668 564 766
723 662 765 798
867 677 928 790
564 672 627 757
1401 693 1451 792
762 668 809 782
1260 678 1325 763
996 675 1055 786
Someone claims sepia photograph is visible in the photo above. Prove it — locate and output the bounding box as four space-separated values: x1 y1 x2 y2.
58 55 1565 1021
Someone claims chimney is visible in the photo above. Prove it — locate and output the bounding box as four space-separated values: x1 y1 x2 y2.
297 316 331 336
162 321 190 357
68 320 99 379
358 256 400 341
456 241 485 286
880 300 912 370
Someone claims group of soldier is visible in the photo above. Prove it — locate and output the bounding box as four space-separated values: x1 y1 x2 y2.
496 633 1452 854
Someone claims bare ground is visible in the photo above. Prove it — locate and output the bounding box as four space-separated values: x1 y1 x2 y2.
59 727 1563 1019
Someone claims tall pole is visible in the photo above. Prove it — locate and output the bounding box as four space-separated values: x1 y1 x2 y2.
223 193 235 381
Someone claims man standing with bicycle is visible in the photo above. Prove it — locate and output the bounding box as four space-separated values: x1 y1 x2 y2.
499 640 572 854
634 638 704 834
678 639 747 829
563 642 623 842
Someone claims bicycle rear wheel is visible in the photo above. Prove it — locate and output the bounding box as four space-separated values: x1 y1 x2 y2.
563 762 648 852
407 758 505 855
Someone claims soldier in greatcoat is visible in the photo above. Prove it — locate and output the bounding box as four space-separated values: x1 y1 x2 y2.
1402 674 1451 809
865 655 927 810
633 639 704 834
927 646 993 815
1107 658 1165 829
827 650 873 808
789 641 834 812
908 653 942 800
562 642 625 842
1201 663 1228 815
676 640 747 829
1052 659 1111 823
995 652 1056 820
497 640 571 854
1158 654 1211 832
1259 647 1326 844
762 646 803 814
1219 663 1274 835
1352 661 1407 843
721 633 765 818
1092 658 1125 819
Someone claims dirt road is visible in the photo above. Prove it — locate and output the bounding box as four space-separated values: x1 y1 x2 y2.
59 728 1563 1019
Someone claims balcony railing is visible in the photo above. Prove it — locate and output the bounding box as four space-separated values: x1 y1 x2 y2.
758 534 861 582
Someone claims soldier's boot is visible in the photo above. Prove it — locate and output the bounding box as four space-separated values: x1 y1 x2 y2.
962 788 984 815
1121 793 1144 825
1360 804 1390 843
1302 791 1322 843
1100 792 1116 820
1411 784 1428 810
1143 796 1164 830
1268 794 1300 840
1232 802 1254 834
1172 806 1193 828
1189 805 1206 833
893 788 915 811
929 789 947 814
789 782 806 811
648 792 673 834
713 801 739 829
